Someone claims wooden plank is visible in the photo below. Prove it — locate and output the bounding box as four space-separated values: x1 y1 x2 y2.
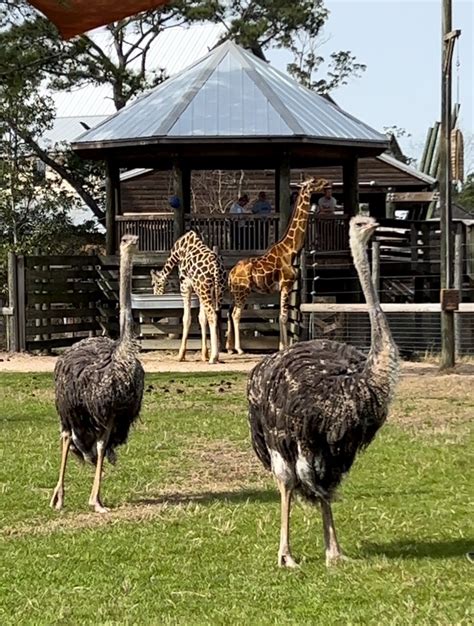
26 292 103 306
7 251 19 351
17 256 26 351
25 337 91 350
25 321 100 337
26 307 101 320
301 303 474 313
26 268 98 280
25 256 98 267
25 281 99 292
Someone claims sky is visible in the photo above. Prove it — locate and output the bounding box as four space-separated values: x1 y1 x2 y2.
52 1 473 167
268 0 473 163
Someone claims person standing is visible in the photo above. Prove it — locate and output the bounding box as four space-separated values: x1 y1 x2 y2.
317 183 337 215
229 194 249 249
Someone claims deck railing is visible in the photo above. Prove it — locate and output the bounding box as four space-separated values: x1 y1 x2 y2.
117 214 174 251
116 213 353 254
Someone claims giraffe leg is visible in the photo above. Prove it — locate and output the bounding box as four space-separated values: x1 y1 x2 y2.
277 479 298 568
206 307 219 364
279 286 290 351
50 431 71 510
226 307 234 353
232 304 245 355
177 284 192 362
198 304 209 362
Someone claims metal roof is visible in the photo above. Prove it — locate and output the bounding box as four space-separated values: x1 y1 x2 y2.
53 23 225 117
74 40 386 147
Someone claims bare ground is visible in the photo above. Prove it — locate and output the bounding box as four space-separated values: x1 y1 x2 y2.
1 349 474 377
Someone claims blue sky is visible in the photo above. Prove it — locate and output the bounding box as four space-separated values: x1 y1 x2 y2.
269 0 473 163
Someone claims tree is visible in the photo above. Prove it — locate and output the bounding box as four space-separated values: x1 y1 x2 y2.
454 172 474 214
0 0 367 222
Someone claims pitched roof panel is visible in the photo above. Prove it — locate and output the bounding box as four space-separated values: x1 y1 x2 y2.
74 40 386 147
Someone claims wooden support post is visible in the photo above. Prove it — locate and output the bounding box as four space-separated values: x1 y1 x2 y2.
16 255 26 351
277 153 291 238
454 225 463 357
386 187 396 219
299 251 309 342
439 0 456 370
105 161 120 255
7 251 19 352
342 157 359 216
172 159 186 241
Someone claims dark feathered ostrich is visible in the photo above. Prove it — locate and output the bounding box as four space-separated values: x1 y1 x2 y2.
50 234 145 513
247 216 399 567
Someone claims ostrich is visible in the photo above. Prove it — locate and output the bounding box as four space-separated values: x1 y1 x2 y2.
247 216 399 567
50 234 145 513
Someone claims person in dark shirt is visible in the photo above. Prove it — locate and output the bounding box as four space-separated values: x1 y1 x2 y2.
251 191 272 214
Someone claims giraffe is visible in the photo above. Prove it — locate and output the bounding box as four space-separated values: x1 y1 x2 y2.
226 178 328 354
150 231 226 364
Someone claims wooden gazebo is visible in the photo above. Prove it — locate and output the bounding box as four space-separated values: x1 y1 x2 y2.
72 40 388 255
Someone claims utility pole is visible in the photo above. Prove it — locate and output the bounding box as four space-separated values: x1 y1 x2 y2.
439 0 460 369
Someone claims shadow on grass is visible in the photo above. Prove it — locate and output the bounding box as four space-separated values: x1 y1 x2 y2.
362 537 473 560
131 488 278 508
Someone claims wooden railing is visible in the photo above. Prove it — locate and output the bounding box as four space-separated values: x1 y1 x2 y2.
186 214 279 252
305 214 350 253
117 214 174 251
116 213 354 254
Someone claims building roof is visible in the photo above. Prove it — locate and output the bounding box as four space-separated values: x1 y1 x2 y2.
52 23 225 117
74 40 387 149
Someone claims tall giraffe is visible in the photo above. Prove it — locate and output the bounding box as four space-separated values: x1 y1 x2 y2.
150 231 226 364
226 178 328 354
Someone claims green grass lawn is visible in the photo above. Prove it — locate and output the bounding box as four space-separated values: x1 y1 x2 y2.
0 371 472 625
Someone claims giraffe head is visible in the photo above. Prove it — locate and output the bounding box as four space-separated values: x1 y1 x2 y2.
150 269 166 295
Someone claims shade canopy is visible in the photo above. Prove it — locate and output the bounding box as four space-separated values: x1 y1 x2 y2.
73 40 388 169
28 0 171 39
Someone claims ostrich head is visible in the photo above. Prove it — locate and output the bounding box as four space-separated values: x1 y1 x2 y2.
349 216 379 248
150 269 166 295
120 233 139 254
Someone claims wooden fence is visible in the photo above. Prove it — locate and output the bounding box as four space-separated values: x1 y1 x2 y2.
6 251 300 353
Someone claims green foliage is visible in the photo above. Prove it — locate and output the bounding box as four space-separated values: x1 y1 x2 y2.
0 372 472 624
455 172 474 214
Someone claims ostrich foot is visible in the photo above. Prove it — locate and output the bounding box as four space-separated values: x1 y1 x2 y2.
50 487 64 510
89 498 109 514
278 552 299 568
325 552 350 567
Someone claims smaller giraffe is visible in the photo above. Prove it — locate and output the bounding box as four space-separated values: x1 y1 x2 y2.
227 178 328 354
150 231 226 364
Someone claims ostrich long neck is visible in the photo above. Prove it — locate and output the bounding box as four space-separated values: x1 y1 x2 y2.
278 187 312 254
351 234 398 382
119 247 134 343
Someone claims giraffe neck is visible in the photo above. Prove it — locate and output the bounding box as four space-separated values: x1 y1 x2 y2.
277 187 312 256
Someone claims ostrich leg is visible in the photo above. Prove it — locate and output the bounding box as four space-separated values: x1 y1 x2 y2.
50 432 71 510
177 284 193 362
89 428 112 513
277 479 298 568
321 500 345 566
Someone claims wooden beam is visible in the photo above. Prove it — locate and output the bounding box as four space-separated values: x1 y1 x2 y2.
105 161 120 254
172 159 185 241
342 158 359 216
277 152 291 238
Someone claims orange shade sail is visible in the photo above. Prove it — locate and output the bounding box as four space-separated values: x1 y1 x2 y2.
28 0 171 39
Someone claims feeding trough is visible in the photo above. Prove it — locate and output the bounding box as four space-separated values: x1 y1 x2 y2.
131 293 200 310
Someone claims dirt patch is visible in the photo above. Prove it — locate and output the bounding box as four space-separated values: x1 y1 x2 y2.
2 439 268 539
0 351 262 373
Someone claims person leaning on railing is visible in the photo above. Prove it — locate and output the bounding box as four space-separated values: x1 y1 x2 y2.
229 194 250 249
317 183 338 215
251 191 272 249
